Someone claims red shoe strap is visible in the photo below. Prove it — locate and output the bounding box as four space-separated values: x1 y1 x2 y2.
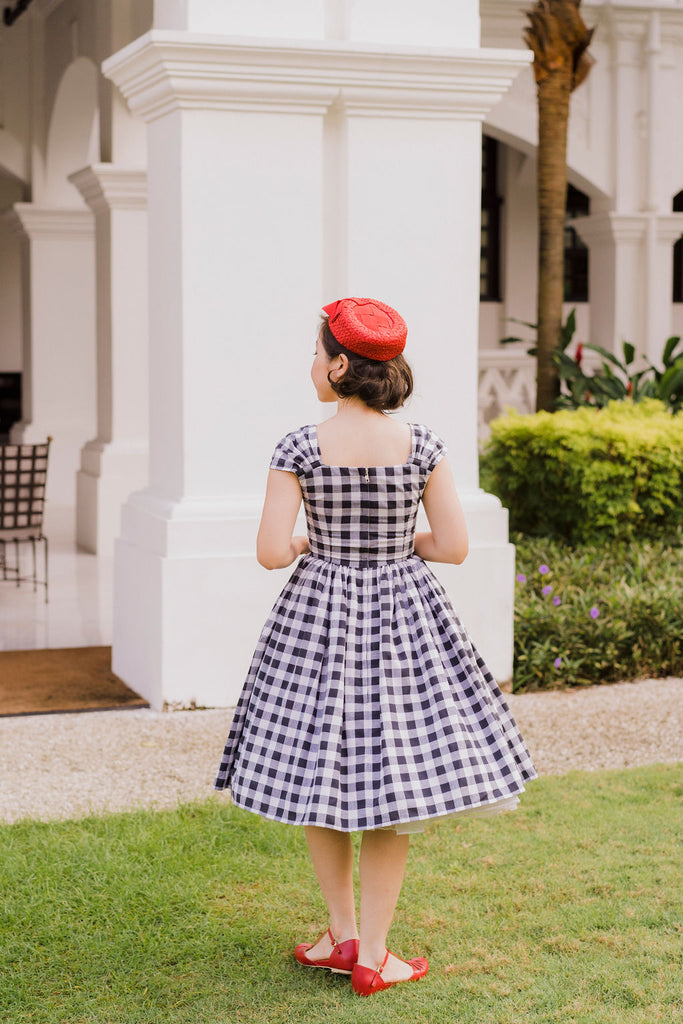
374 949 390 982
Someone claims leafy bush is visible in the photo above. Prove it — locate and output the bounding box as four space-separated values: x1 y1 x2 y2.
481 400 683 542
512 534 683 691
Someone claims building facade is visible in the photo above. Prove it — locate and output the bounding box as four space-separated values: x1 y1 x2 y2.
478 0 683 431
0 1 681 706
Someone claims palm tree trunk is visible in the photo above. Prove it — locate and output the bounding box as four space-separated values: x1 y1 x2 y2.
524 0 595 412
536 66 571 411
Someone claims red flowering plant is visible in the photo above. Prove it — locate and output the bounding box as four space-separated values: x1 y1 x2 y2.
554 335 683 412
501 309 683 413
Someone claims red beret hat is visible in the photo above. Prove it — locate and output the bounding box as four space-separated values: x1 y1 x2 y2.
322 297 407 361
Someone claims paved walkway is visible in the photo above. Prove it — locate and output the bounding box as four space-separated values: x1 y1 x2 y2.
1 677 681 824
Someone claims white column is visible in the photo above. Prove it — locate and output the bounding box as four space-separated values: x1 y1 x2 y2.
104 31 530 708
645 215 683 363
574 213 644 356
69 165 149 554
6 205 96 510
333 81 525 682
575 212 683 362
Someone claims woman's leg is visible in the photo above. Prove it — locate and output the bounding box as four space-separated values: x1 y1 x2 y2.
303 826 359 958
357 829 414 982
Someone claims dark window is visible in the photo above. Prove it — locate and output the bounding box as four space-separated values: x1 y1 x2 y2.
480 136 501 302
0 373 21 441
564 184 590 303
674 191 683 303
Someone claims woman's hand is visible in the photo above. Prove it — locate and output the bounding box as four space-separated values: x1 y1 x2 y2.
292 535 310 558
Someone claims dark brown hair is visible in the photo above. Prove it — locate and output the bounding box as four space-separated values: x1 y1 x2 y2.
319 317 413 411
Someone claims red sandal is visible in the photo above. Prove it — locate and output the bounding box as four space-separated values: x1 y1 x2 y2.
351 950 429 996
294 928 359 975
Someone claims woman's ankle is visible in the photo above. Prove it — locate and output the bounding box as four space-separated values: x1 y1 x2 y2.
330 920 360 944
357 942 387 969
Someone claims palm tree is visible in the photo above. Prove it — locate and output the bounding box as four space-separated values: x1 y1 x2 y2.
524 0 595 411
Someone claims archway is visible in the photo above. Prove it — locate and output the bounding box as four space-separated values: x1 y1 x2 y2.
43 56 99 206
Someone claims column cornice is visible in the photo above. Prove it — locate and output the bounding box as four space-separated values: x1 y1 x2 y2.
68 165 147 213
102 30 532 122
6 204 94 241
656 212 683 242
572 210 683 246
571 212 646 245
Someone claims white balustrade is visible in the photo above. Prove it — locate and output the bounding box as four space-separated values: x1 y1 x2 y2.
478 347 536 439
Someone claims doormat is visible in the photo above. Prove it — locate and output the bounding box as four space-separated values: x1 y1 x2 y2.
0 647 149 717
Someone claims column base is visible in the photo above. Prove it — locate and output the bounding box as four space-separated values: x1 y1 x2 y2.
112 491 291 710
113 487 515 710
429 488 515 690
76 440 149 554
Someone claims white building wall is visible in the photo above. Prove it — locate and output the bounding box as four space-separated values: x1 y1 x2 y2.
151 0 479 45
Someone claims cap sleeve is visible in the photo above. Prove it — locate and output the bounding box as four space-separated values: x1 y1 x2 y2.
414 425 447 473
269 431 304 477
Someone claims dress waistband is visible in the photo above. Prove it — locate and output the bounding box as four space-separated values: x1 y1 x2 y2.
301 552 420 571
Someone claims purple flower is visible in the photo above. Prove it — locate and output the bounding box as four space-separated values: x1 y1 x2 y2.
553 596 561 606
516 573 527 583
539 564 550 575
590 606 600 620
554 657 562 668
542 585 553 596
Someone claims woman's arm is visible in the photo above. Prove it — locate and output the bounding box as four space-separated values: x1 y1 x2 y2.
414 457 469 565
256 469 310 569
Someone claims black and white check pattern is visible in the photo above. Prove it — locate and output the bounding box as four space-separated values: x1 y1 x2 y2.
215 424 537 832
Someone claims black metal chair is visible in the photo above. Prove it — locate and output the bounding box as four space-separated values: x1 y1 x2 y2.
0 438 51 603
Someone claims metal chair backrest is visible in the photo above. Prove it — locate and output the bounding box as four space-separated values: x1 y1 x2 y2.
0 439 51 540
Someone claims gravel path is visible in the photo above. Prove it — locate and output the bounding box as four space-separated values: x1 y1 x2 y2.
1 677 681 825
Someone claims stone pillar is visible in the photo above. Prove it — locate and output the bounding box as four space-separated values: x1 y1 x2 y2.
575 212 683 362
6 205 96 510
69 165 149 554
104 28 530 709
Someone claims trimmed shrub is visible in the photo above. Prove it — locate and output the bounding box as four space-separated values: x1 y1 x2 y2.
481 400 683 542
512 534 683 691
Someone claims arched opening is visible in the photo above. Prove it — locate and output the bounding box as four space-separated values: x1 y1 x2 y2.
43 57 99 206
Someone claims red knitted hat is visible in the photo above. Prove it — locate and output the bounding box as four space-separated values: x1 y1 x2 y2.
322 297 407 361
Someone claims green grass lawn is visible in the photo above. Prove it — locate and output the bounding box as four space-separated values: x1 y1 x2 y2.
1 764 681 1024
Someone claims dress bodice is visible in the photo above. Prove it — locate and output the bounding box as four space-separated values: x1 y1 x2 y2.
270 423 446 567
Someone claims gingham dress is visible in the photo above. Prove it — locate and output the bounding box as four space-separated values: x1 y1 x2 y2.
214 423 536 833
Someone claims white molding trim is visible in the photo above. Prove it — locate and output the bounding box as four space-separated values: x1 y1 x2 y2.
572 210 683 246
68 165 147 213
571 212 647 245
103 31 532 122
656 212 683 242
480 1 683 45
7 203 94 240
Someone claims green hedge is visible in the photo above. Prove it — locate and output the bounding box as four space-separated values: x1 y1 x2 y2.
512 534 683 691
481 400 683 543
